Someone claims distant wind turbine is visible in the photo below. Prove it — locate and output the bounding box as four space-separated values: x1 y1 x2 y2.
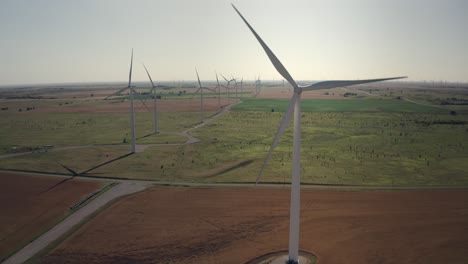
231 75 239 99
241 78 244 97
105 49 148 153
254 75 261 97
194 69 215 122
220 73 233 104
232 4 406 264
142 64 159 134
215 72 222 113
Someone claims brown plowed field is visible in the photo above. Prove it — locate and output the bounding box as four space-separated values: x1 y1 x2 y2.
0 172 102 261
42 187 468 264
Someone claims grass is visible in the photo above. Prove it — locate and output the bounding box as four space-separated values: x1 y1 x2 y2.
0 111 206 154
5 109 466 186
1 88 468 186
234 98 451 114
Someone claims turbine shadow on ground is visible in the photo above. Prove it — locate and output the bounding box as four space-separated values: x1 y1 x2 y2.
202 159 254 179
136 133 156 140
39 177 76 194
81 152 134 175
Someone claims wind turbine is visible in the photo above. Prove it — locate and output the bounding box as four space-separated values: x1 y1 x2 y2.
105 49 148 153
195 69 204 123
194 69 215 122
220 73 233 104
238 77 244 98
142 64 159 134
231 75 239 99
232 4 406 264
215 72 222 113
254 75 261 97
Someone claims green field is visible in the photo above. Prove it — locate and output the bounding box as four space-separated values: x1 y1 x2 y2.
1 87 467 186
234 98 453 113
0 110 211 154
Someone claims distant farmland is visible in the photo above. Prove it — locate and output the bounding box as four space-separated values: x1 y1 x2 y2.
1 85 467 186
234 98 450 113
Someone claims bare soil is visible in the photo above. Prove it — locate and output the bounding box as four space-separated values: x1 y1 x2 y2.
41 187 468 264
0 172 102 261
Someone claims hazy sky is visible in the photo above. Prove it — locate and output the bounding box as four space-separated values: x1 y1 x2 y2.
1 0 467 86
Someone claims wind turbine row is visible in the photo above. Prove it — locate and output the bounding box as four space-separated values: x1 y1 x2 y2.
231 4 406 264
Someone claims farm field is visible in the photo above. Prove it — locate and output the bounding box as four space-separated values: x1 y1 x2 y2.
0 83 467 186
0 97 223 154
0 171 103 262
234 98 450 113
40 186 468 264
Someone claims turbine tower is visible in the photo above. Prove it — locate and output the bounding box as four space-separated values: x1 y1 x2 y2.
220 74 232 104
193 69 215 122
105 49 149 153
215 72 222 113
143 64 159 134
232 4 406 264
196 69 204 122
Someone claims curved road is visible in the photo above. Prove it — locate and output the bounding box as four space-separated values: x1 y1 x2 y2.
2 180 148 264
0 101 240 159
2 101 242 264
2 167 468 264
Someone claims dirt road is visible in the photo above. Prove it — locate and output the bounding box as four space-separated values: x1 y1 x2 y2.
3 181 148 264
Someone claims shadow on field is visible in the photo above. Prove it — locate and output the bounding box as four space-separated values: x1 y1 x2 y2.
203 159 254 178
136 133 157 140
39 176 76 194
81 152 134 175
38 152 133 194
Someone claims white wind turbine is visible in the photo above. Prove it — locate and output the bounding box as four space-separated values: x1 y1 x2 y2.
105 49 149 153
142 64 159 134
254 75 261 97
194 69 215 122
220 73 233 104
237 77 244 98
232 4 406 264
215 72 222 113
231 75 239 99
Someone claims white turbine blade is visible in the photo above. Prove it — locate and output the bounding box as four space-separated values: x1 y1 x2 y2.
257 93 298 184
301 76 407 91
142 64 156 106
215 71 220 85
142 86 155 106
204 87 217 93
104 86 129 100
142 63 156 88
131 87 151 112
220 73 229 83
195 68 203 88
128 49 133 88
191 87 201 99
232 4 297 88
